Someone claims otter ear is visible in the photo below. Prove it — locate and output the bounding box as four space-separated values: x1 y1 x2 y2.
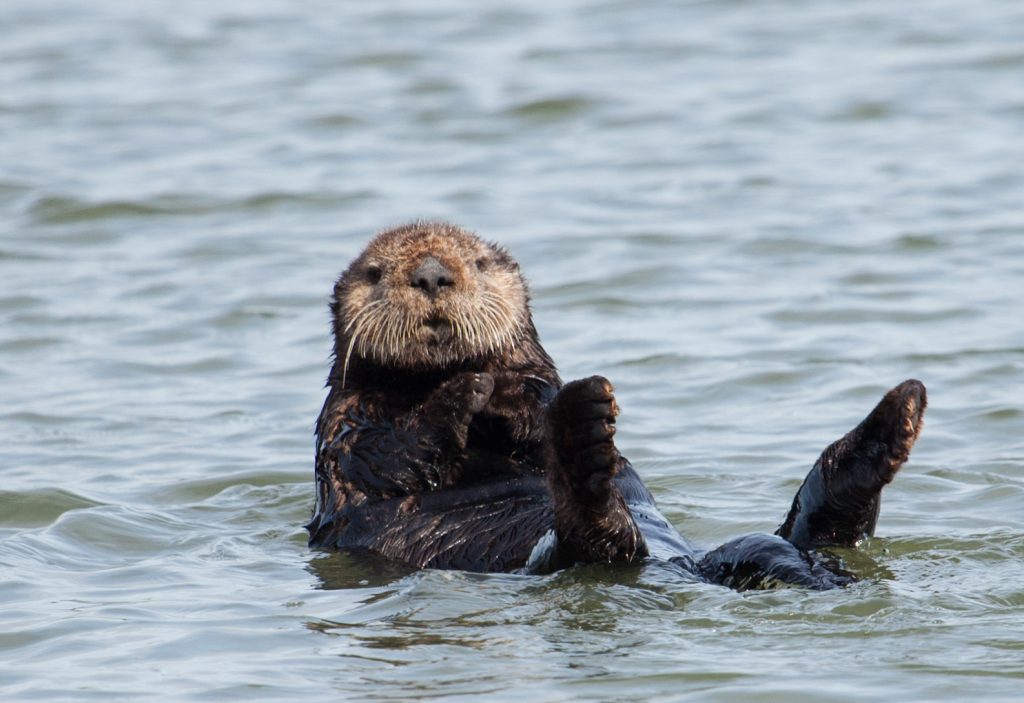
489 245 519 271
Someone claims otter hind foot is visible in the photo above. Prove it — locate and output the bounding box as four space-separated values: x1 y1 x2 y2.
544 376 647 567
859 378 926 468
697 533 858 591
777 379 927 550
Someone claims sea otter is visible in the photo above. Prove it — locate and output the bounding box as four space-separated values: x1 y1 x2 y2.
307 221 926 589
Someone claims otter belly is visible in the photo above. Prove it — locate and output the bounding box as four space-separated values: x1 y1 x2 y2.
316 476 555 572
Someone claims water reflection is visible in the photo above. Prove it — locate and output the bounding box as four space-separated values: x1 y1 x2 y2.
307 550 416 590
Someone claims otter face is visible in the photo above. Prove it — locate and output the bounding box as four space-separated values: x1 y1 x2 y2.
333 222 529 378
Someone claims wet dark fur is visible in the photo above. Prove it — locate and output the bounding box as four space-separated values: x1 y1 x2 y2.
308 222 927 589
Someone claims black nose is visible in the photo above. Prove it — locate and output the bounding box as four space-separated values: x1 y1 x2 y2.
410 256 454 296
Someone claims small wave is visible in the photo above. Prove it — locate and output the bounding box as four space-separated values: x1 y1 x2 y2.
502 95 602 122
155 471 308 503
766 305 979 325
0 488 104 528
828 101 895 122
26 191 374 225
0 336 64 353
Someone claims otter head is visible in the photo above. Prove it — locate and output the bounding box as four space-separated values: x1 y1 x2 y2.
331 222 529 383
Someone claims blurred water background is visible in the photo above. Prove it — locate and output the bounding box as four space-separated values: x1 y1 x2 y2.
2 0 1023 700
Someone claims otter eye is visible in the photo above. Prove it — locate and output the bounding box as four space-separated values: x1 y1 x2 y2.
366 265 382 284
475 258 488 271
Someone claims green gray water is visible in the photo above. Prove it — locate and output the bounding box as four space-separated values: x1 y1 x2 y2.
2 1 1023 701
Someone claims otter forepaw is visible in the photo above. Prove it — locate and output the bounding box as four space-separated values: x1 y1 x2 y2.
461 372 496 415
422 372 495 436
547 376 621 502
544 376 647 566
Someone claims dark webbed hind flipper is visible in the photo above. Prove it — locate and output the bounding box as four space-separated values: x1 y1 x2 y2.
544 376 648 567
777 379 927 550
696 533 856 591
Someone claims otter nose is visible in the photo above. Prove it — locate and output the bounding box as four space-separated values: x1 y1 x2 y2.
410 256 454 296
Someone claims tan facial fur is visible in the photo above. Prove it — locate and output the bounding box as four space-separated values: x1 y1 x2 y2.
333 222 528 381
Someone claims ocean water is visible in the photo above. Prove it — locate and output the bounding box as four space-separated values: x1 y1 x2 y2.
2 1 1023 700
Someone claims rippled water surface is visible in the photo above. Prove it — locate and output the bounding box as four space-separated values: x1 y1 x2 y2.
3 1 1024 700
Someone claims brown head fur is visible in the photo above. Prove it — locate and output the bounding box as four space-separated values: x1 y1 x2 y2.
330 222 533 384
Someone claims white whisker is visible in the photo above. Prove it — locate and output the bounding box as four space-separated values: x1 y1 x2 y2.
341 331 359 388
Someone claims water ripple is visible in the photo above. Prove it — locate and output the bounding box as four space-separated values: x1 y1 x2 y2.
2 0 1023 700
